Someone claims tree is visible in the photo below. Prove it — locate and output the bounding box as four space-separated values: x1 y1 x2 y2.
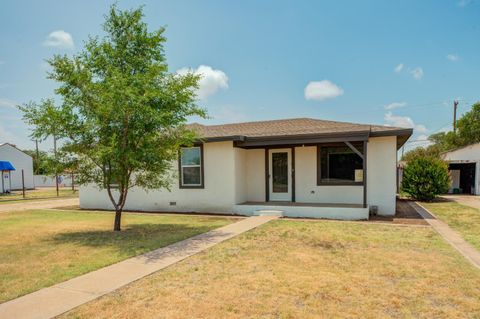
19 5 205 231
457 102 480 145
401 144 442 162
425 102 480 153
401 157 450 201
23 149 54 175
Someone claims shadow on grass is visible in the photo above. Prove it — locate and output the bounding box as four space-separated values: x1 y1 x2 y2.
47 223 217 256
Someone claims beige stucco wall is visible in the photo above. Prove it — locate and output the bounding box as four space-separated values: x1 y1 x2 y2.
245 149 265 202
80 141 236 213
80 136 398 216
234 147 247 203
366 136 397 215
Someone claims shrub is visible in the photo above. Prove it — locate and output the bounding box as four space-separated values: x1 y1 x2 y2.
401 156 450 201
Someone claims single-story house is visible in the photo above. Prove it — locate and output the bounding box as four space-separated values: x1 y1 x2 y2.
0 143 34 190
80 118 412 220
441 142 480 195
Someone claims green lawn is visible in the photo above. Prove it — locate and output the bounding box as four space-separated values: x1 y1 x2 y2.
0 188 78 203
63 220 480 318
0 210 235 303
422 201 480 251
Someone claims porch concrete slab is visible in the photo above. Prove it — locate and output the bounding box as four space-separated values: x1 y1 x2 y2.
0 215 277 319
410 201 480 269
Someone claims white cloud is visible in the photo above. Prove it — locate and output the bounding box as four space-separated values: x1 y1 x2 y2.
384 102 407 110
304 80 344 101
394 63 404 73
384 111 428 133
0 98 17 108
447 54 459 61
409 67 424 80
43 30 74 48
177 65 228 100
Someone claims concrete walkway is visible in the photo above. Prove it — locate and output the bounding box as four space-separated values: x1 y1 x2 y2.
441 195 480 210
0 215 277 319
409 201 480 269
0 197 79 213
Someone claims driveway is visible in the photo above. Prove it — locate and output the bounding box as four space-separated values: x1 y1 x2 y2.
441 195 480 210
0 197 79 213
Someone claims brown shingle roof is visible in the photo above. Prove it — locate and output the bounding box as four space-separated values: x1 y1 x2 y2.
188 117 410 139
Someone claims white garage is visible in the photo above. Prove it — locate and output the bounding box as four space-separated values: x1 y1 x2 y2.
441 142 480 195
0 143 34 190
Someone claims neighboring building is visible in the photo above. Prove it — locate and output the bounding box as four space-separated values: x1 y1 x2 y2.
80 118 412 220
0 143 34 190
441 143 480 195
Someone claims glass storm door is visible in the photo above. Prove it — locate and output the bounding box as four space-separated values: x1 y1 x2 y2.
269 149 292 201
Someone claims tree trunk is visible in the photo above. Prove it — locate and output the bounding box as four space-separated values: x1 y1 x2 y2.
113 209 122 231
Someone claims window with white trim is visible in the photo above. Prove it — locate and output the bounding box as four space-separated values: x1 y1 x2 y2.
179 146 203 188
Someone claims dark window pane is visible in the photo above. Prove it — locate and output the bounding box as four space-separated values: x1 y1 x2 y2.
272 152 288 192
182 167 201 185
320 146 363 183
181 148 200 165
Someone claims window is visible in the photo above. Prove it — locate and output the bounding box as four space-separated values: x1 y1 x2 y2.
179 145 204 188
317 144 364 185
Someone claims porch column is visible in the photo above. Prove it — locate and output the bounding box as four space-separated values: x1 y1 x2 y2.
363 141 368 208
264 148 269 202
291 146 295 202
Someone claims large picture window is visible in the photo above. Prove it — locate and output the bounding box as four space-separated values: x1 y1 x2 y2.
317 144 364 185
179 145 204 188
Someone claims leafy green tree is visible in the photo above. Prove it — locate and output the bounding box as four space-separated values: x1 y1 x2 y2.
19 5 205 231
401 157 450 201
401 144 442 162
22 149 54 175
426 102 480 152
457 102 480 145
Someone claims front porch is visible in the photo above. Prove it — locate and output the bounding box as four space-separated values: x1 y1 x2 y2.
233 201 370 220
233 133 371 219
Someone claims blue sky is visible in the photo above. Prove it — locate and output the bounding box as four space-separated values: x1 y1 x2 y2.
0 0 479 152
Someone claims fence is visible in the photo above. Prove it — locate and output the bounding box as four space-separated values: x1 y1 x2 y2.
0 169 78 203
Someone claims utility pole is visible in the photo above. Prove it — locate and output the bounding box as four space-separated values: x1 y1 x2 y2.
35 140 39 175
54 135 59 197
453 100 459 133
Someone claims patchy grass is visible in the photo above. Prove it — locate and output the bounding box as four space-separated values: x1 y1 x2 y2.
0 210 235 303
422 201 480 251
63 220 480 318
0 188 78 203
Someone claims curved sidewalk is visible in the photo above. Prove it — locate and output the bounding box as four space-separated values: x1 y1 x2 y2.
0 215 277 319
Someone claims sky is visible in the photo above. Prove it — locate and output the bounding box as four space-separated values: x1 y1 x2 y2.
0 0 479 153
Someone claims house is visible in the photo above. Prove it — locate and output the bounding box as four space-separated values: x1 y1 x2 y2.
441 142 480 195
0 143 34 190
80 118 412 220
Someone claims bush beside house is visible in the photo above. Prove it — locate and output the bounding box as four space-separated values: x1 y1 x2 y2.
401 157 450 201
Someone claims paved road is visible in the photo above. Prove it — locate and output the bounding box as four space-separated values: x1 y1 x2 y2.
0 197 79 213
441 195 480 210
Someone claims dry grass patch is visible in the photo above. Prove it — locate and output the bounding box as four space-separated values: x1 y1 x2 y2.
64 220 480 319
422 201 480 251
0 210 235 303
0 188 78 204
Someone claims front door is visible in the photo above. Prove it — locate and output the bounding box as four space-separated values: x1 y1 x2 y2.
269 149 292 201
